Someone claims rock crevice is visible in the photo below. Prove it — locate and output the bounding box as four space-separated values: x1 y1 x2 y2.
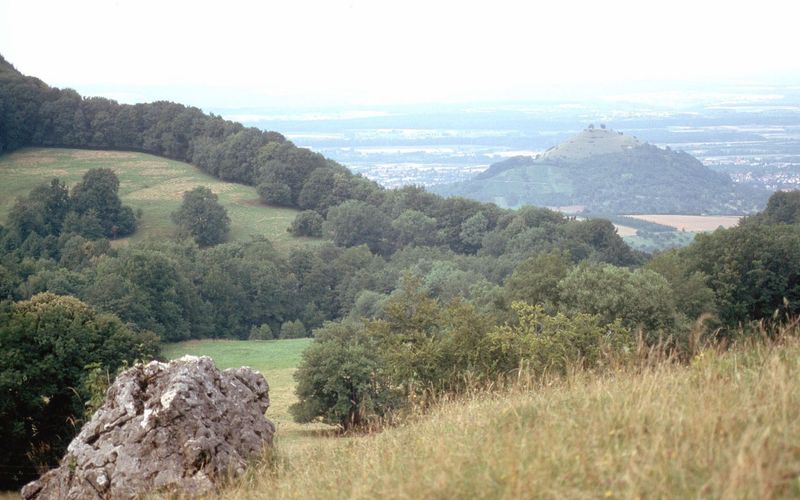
22 356 275 499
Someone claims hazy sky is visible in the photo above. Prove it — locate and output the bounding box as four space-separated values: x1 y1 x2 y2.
1 0 798 108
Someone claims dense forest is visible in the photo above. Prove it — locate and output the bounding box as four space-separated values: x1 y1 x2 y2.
2 54 800 487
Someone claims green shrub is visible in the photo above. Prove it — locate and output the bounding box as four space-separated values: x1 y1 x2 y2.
257 180 292 206
289 210 323 237
249 323 275 341
557 263 677 336
488 302 632 377
290 321 399 429
280 320 307 339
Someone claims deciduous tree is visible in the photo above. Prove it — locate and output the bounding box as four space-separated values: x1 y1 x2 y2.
171 186 230 247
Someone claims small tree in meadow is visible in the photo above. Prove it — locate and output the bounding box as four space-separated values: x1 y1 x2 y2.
280 319 307 339
171 186 230 247
249 324 274 341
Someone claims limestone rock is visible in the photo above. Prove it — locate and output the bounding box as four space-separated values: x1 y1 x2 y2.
22 356 275 499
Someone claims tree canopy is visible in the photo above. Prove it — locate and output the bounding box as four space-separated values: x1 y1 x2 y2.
0 293 159 488
171 186 230 247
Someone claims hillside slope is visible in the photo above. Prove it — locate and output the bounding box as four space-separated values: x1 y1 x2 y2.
218 336 800 499
0 148 311 250
434 127 769 214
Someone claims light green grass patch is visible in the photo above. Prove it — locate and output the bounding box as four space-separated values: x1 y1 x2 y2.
0 148 317 252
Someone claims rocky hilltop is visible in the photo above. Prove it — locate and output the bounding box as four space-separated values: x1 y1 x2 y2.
542 126 641 161
433 126 768 214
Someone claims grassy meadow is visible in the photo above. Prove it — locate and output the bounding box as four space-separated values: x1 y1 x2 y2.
160 335 800 499
0 148 314 251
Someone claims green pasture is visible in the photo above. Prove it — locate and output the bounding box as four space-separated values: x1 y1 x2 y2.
0 148 315 251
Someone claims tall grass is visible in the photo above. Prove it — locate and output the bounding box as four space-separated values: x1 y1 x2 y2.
219 332 800 499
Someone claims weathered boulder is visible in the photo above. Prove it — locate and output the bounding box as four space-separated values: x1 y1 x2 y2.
21 356 275 499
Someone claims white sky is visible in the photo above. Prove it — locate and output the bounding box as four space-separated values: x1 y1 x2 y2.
1 0 798 107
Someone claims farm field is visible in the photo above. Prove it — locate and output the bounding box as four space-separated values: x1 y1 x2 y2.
0 148 314 251
625 214 742 232
612 224 638 237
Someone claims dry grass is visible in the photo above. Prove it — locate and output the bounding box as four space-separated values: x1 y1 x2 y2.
613 224 638 237
626 214 742 232
218 337 800 499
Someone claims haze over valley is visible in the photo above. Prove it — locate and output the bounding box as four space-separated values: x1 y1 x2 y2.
225 86 800 192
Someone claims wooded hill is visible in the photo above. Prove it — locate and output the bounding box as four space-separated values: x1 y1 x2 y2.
433 126 769 214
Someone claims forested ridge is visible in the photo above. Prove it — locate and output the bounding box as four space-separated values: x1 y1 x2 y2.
2 54 800 488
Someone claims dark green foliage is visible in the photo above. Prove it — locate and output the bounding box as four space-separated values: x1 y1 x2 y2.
6 170 135 242
171 186 230 247
0 293 159 488
198 240 296 339
70 168 136 238
290 321 398 429
257 180 293 206
757 189 800 224
18 267 87 299
7 197 46 240
0 264 17 299
61 210 104 240
7 179 69 239
391 209 438 247
564 218 642 266
504 250 571 308
324 200 392 254
58 235 110 271
645 249 716 321
297 166 359 213
289 210 323 237
29 179 70 235
685 222 800 325
459 211 490 254
84 248 205 341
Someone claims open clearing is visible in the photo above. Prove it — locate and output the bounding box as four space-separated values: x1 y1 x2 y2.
0 148 316 251
625 214 741 232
